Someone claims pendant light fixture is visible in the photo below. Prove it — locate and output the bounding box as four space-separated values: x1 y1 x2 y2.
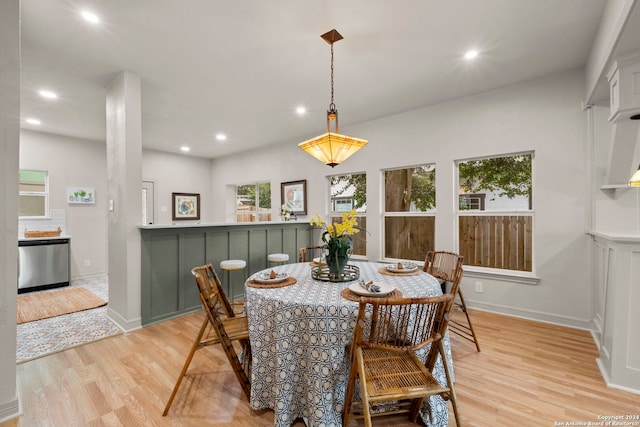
298 29 367 167
630 164 640 187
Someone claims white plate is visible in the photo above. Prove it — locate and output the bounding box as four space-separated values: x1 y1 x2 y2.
252 271 289 284
386 262 418 273
348 282 395 297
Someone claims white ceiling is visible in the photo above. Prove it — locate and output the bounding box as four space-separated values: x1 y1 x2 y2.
19 0 627 159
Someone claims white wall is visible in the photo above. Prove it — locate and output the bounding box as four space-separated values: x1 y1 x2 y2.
142 149 213 224
19 132 214 280
212 69 593 328
20 130 108 279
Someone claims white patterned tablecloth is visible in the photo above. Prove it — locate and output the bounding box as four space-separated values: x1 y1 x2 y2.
245 261 452 427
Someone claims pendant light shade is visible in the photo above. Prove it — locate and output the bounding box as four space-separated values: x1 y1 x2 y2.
298 133 367 168
298 29 367 167
630 164 640 187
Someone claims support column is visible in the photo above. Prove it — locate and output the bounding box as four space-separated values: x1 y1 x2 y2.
0 0 21 422
106 71 143 331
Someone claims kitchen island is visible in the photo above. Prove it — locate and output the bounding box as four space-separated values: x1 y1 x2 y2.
139 221 312 325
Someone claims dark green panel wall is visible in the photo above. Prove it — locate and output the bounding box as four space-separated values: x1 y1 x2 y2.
206 231 229 277
282 227 297 258
140 222 311 325
266 228 283 257
249 229 268 274
181 233 206 312
148 234 179 321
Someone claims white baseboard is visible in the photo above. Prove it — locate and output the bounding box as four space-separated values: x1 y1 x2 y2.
0 394 21 424
106 307 141 333
596 358 640 395
467 300 593 330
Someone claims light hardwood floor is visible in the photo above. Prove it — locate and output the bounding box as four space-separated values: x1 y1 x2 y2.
3 309 639 426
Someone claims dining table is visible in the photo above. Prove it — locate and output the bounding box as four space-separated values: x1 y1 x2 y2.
244 260 453 427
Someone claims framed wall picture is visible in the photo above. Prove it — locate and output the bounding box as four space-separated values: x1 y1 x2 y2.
172 192 200 221
67 187 95 204
281 180 307 215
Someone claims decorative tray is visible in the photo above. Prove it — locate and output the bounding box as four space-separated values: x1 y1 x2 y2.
311 264 360 282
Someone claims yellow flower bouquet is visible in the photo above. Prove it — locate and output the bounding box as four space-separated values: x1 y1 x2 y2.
310 210 361 279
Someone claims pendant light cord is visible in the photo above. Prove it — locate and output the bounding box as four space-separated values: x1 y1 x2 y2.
329 42 335 111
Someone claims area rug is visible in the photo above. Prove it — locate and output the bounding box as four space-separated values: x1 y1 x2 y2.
17 287 107 324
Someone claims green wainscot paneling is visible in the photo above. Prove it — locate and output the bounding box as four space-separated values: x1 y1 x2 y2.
140 221 311 325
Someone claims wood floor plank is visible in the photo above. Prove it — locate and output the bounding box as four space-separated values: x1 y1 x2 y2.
5 309 639 426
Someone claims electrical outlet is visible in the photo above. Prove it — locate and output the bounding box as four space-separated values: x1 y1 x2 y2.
475 281 483 293
84 259 91 267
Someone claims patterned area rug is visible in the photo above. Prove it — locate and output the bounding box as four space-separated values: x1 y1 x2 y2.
17 275 122 363
17 287 106 324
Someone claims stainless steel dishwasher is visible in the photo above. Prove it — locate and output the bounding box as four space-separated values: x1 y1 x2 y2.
18 238 70 293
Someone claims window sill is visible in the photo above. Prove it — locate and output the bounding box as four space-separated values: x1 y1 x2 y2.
462 266 540 285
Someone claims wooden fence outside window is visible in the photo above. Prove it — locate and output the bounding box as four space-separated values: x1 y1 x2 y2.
459 215 532 272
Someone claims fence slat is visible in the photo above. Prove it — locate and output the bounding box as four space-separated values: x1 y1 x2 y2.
459 215 531 272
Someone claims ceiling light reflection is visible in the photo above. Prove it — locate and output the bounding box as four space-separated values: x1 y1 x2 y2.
38 90 58 99
464 50 479 60
81 11 100 24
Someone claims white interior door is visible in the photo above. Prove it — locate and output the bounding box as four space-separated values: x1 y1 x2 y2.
142 181 155 225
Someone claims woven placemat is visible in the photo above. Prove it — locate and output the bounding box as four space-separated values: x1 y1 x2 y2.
377 267 424 277
246 276 297 289
340 288 403 302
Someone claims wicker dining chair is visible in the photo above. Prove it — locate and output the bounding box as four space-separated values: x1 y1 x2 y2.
298 245 326 262
423 250 480 352
162 263 251 416
343 294 461 427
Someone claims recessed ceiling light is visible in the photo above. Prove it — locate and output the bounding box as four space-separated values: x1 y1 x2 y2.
180 146 190 152
296 107 307 115
464 50 479 60
81 11 100 24
26 118 41 125
216 133 227 141
38 90 58 99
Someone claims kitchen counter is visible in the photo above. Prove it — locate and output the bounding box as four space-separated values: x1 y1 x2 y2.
18 234 72 242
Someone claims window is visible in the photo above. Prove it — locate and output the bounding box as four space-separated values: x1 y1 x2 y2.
329 173 366 256
383 165 436 261
236 182 271 222
456 152 533 272
19 170 48 217
459 193 485 210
